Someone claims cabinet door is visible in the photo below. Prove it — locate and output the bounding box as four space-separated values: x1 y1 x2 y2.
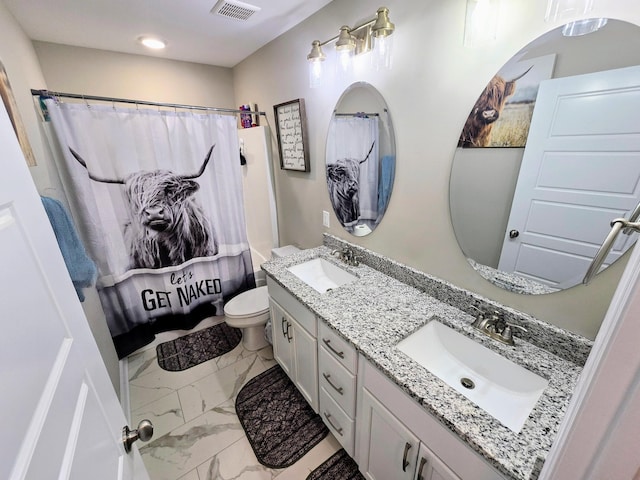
358 388 419 480
270 300 294 378
414 444 461 480
293 321 319 412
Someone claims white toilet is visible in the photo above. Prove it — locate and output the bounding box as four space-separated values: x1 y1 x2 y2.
223 245 300 351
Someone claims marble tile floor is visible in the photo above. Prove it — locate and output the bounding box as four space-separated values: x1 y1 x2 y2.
128 316 341 480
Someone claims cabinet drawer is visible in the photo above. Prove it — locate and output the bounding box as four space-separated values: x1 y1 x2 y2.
320 387 355 456
318 321 357 374
267 276 316 336
319 345 356 417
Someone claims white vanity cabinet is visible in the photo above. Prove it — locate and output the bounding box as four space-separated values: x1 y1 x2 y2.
267 277 318 412
358 387 420 480
356 357 506 480
317 321 358 456
358 388 460 480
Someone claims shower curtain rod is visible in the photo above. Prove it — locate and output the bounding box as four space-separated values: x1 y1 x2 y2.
30 89 266 116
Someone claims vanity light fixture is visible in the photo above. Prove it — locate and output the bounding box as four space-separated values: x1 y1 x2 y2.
306 6 395 88
463 0 500 47
138 36 167 50
336 26 356 75
545 0 606 36
561 17 608 36
545 0 594 23
307 40 326 89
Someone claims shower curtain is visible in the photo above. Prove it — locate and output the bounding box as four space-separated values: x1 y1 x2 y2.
326 115 380 224
45 99 255 357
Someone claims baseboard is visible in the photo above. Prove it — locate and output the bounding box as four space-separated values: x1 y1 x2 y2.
120 357 131 423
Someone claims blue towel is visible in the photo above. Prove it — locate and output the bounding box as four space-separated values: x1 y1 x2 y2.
41 197 97 302
378 155 395 214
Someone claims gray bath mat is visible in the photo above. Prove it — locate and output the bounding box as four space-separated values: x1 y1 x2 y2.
306 449 365 480
156 322 241 371
235 365 329 468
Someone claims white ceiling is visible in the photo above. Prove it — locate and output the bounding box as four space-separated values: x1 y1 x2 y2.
3 0 333 67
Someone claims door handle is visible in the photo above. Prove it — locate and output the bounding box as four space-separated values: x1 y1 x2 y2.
286 322 292 342
509 229 520 239
322 338 345 358
417 456 427 480
323 412 343 436
402 442 411 472
122 419 154 453
281 317 287 337
322 372 344 395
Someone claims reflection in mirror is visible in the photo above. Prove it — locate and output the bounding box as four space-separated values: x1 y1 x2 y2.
450 19 640 294
326 82 395 236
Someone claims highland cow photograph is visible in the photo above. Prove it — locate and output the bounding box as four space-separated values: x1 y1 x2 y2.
459 54 556 148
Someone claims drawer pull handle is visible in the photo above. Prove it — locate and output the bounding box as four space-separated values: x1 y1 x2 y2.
417 456 427 480
323 412 343 436
322 373 344 395
402 442 411 472
322 338 345 358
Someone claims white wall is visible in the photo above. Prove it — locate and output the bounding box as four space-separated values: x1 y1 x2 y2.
33 42 236 108
233 0 640 340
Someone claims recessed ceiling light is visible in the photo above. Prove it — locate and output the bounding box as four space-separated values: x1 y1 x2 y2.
138 36 166 50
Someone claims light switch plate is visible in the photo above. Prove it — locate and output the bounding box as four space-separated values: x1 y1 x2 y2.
322 210 330 228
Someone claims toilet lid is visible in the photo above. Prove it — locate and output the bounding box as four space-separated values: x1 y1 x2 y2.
224 286 269 318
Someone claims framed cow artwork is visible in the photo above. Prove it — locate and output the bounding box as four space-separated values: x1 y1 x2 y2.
459 54 556 148
273 98 310 172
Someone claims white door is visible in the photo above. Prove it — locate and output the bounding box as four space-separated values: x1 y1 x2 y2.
0 103 150 479
292 321 318 413
498 65 640 288
357 388 419 480
270 300 294 377
414 443 460 480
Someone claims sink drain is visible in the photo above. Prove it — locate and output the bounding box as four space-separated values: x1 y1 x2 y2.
460 377 475 389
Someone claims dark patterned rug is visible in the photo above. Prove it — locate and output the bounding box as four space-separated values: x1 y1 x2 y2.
235 365 329 469
306 449 365 480
156 322 242 371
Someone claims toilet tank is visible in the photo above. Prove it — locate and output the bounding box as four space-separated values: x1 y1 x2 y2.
271 245 300 258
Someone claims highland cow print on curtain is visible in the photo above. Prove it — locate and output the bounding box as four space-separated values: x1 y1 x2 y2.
326 115 379 227
45 99 255 358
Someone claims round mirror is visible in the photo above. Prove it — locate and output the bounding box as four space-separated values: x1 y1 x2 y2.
326 82 396 236
450 19 640 294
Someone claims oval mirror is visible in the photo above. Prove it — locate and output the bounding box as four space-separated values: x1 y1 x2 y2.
326 82 396 236
450 19 640 294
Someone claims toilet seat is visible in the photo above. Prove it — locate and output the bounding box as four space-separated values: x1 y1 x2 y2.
224 286 269 319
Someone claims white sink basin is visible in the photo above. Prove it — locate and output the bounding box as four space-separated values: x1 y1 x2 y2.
397 320 549 433
287 258 357 294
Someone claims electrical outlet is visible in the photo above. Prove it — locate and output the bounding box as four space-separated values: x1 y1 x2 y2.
322 210 330 228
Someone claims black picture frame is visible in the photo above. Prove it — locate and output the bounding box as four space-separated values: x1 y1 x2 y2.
273 98 310 172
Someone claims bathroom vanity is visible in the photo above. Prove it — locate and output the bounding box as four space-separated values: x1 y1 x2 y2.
262 234 592 480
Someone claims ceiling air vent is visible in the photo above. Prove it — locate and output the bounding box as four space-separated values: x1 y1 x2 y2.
211 0 261 21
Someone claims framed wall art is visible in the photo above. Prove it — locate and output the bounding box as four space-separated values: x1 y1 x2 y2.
0 62 37 166
273 98 310 172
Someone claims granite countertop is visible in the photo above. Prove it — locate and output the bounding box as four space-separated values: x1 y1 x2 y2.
262 244 586 480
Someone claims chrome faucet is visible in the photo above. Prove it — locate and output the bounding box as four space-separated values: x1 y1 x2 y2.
470 305 527 346
331 246 361 266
